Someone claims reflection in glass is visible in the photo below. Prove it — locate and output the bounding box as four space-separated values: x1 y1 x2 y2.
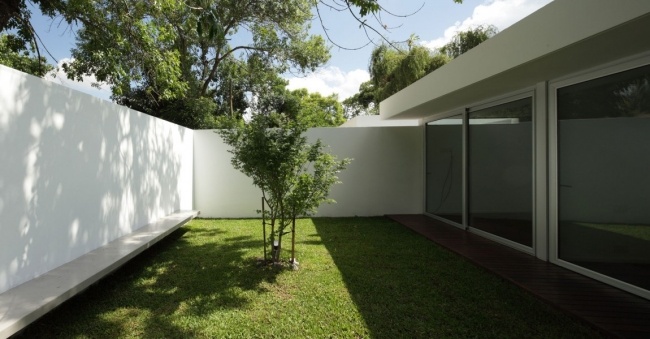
558 65 650 291
469 98 533 247
426 115 463 224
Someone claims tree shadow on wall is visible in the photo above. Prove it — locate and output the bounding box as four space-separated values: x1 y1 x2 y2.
0 69 189 294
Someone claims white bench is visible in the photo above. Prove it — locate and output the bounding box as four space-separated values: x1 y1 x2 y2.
0 210 199 338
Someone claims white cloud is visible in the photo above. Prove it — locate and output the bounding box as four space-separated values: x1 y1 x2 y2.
286 66 370 101
45 58 113 101
422 0 553 50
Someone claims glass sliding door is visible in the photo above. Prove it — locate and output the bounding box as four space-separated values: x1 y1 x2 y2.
468 98 533 247
426 115 463 224
556 64 650 292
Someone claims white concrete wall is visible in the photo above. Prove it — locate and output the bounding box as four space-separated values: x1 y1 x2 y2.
340 115 419 127
193 130 261 217
0 65 193 294
194 127 423 218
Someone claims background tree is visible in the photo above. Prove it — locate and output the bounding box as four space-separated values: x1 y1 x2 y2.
0 0 62 75
342 42 450 115
0 33 53 76
343 25 497 117
258 87 345 127
288 89 346 127
219 113 351 264
615 77 650 117
55 0 329 129
342 80 377 118
370 43 450 102
251 75 346 127
1 0 467 128
440 25 498 59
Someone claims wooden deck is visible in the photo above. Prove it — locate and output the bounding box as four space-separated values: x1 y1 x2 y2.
387 214 650 339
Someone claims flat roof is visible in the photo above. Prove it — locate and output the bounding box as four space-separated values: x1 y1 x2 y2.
380 0 650 120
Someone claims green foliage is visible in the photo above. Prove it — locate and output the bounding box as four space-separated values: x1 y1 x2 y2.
342 80 378 118
347 0 381 16
154 97 222 130
440 24 498 59
388 46 449 98
63 0 193 100
253 79 346 127
280 89 346 127
218 114 351 262
558 67 650 119
369 43 451 102
0 34 53 76
345 25 496 116
212 57 249 118
0 0 62 76
297 90 346 127
1 0 61 32
2 0 468 128
56 0 329 129
615 77 650 117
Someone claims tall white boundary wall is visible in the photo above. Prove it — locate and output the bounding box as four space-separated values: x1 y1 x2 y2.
0 65 194 294
194 127 424 218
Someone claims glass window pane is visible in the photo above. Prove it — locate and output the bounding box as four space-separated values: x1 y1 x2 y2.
557 65 650 291
426 115 463 224
469 98 533 247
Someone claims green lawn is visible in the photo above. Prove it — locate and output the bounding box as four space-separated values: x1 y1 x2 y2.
576 221 650 241
16 218 599 338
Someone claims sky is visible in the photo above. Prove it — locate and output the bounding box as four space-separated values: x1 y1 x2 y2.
27 0 553 102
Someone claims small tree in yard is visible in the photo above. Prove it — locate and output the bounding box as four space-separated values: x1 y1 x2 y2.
218 114 351 266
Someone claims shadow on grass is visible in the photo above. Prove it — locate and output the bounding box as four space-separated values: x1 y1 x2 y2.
13 221 282 339
312 217 599 338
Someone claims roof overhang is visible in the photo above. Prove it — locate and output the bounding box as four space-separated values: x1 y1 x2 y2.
380 0 650 121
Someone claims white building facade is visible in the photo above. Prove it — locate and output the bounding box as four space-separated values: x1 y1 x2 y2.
381 0 650 300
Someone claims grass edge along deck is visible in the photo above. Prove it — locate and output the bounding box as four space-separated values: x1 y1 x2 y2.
387 214 650 339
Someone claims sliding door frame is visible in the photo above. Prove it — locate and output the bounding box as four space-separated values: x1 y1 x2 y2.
423 87 540 256
549 52 650 300
423 109 466 230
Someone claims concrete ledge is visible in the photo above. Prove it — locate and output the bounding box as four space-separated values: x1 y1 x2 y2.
0 210 199 338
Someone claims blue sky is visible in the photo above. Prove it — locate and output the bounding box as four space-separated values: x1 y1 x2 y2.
29 0 552 102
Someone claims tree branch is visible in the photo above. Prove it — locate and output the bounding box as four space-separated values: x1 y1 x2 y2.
314 0 424 51
315 3 370 51
344 1 402 50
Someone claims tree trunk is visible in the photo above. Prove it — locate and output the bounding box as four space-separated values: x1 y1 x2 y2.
270 218 276 262
275 231 283 263
291 216 296 263
229 79 234 117
261 197 267 261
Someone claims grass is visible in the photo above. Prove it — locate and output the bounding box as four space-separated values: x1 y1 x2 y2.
15 217 599 338
575 221 650 241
